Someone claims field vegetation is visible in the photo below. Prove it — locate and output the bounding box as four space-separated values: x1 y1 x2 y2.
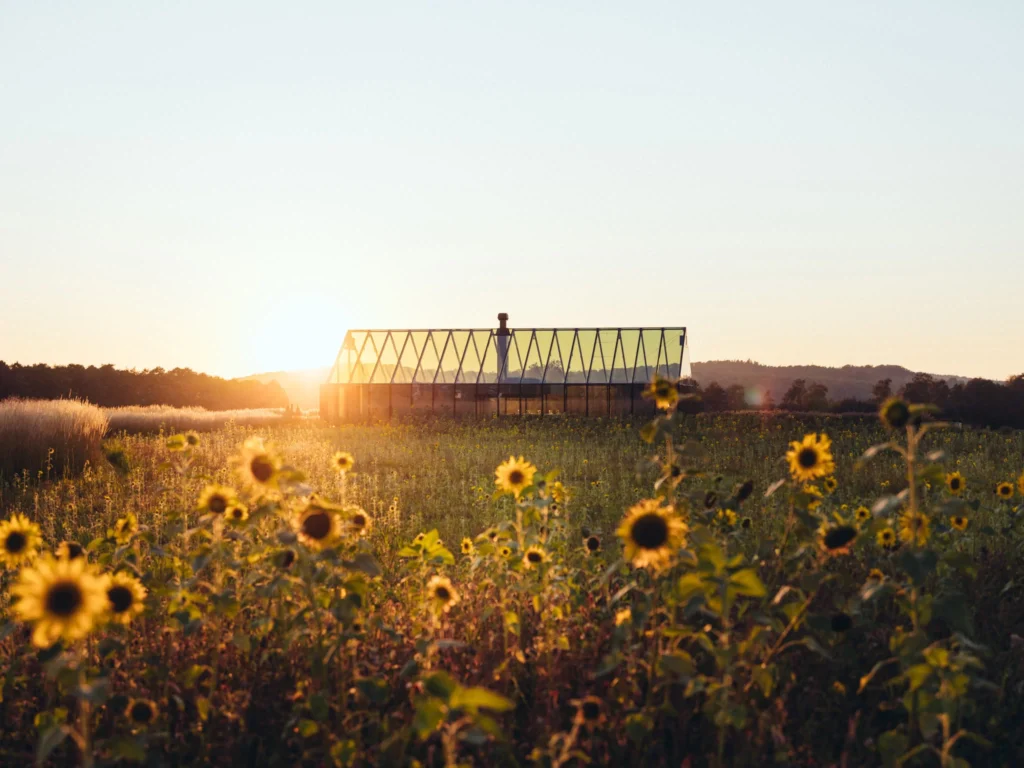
2 388 1024 766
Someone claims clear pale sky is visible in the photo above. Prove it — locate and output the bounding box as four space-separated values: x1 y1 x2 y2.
1 2 1022 380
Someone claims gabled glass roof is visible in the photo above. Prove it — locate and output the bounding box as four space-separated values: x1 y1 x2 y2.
327 328 690 385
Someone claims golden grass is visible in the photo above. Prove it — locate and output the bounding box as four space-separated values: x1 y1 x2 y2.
0 398 108 480
104 405 287 434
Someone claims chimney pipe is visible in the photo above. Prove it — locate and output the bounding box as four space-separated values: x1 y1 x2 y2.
496 313 510 383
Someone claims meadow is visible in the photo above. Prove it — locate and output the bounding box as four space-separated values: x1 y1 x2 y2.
2 393 1024 766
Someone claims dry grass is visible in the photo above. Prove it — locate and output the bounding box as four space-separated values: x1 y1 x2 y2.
0 398 108 480
103 404 287 434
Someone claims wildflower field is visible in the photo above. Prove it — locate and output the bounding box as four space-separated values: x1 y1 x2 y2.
2 391 1024 767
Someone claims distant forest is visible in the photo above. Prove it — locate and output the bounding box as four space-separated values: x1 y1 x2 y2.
692 371 1024 430
0 362 288 410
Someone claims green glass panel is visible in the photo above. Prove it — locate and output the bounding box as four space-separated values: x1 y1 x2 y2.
450 331 472 383
680 329 692 378
533 330 556 383
456 330 480 383
499 331 525 382
663 328 687 379
609 331 629 383
620 329 641 383
476 331 498 384
413 332 442 383
434 331 462 385
638 330 664 383
552 330 575 383
392 332 418 383
520 331 545 383
590 330 617 384
370 331 402 383
351 331 377 383
560 331 585 383
575 330 597 383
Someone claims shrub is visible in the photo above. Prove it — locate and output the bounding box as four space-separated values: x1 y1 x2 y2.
104 405 286 434
0 398 107 480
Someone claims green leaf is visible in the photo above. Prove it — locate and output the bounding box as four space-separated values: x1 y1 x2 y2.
413 698 446 738
231 633 251 653
729 568 767 598
108 736 147 763
423 671 458 701
451 686 515 713
345 553 382 577
35 724 69 766
355 677 390 705
658 651 695 678
309 692 329 721
296 718 319 738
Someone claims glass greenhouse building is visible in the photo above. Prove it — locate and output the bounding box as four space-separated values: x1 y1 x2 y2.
320 315 690 422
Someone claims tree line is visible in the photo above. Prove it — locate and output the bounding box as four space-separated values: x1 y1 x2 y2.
0 362 289 410
691 373 1024 430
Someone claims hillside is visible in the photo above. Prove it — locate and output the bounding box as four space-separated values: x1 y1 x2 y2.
690 361 966 402
243 361 970 410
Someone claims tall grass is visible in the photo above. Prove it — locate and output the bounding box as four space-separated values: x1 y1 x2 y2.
0 398 108 480
103 405 286 434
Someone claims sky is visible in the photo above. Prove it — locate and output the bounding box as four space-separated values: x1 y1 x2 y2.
1 1 1022 381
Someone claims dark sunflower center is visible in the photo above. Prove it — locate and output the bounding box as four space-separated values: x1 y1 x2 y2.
250 456 274 483
656 384 670 397
508 470 524 486
950 477 961 490
302 511 332 540
46 581 83 617
65 542 84 559
108 585 134 613
4 531 27 554
527 551 543 563
208 495 227 514
434 586 451 601
231 508 244 519
130 702 154 723
352 515 366 528
823 525 857 550
631 513 669 549
278 549 296 568
586 536 600 551
797 447 818 469
582 701 601 720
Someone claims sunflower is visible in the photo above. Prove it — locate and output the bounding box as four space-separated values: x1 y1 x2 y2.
0 514 42 569
644 376 679 410
584 535 601 554
295 503 341 550
740 516 752 530
105 571 148 626
112 513 139 545
736 479 755 503
494 456 537 497
868 568 885 582
550 481 569 505
346 507 372 537
460 538 474 555
275 548 297 569
996 482 1014 499
572 695 605 727
786 433 835 483
332 451 355 473
126 699 158 726
413 532 426 546
522 546 547 568
615 607 633 626
950 515 968 532
821 524 857 555
879 397 911 430
226 503 249 524
899 510 931 547
945 472 965 496
498 545 513 559
233 437 280 491
616 499 688 572
877 527 898 550
184 431 201 447
823 476 838 495
12 554 108 647
716 508 737 527
426 575 459 614
854 506 871 524
198 484 237 515
55 541 86 561
803 485 824 511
